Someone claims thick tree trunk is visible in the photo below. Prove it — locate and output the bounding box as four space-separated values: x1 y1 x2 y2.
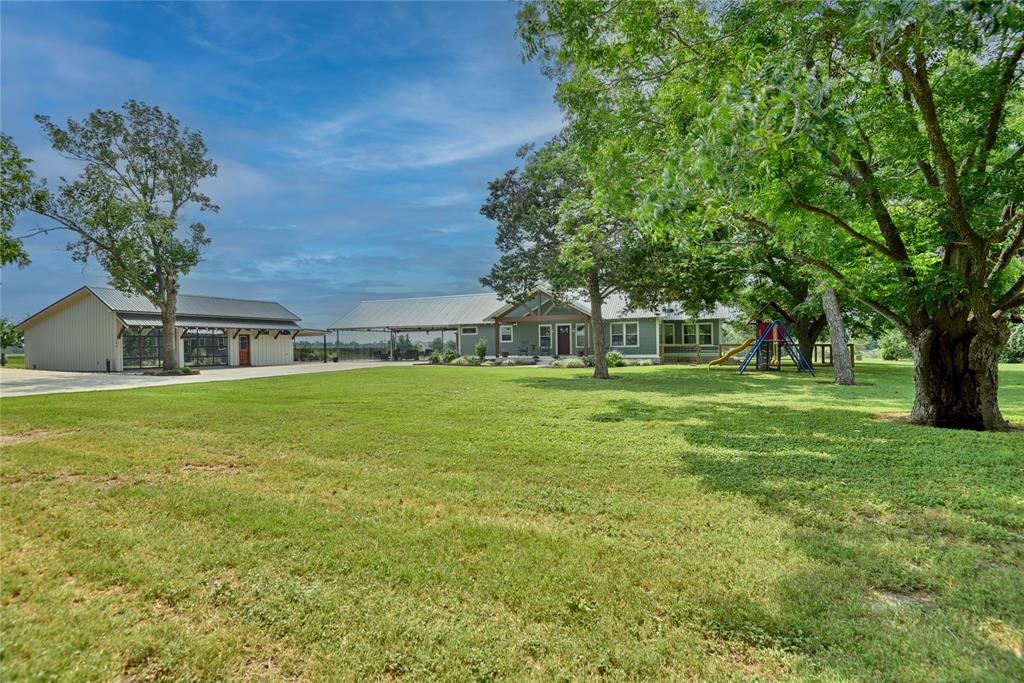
793 314 826 360
589 271 609 379
907 322 1009 430
161 286 178 370
821 287 854 385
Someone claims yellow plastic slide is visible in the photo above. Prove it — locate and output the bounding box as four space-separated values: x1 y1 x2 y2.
708 337 754 368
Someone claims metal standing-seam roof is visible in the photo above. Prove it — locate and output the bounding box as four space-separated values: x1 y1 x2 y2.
329 292 505 330
16 285 306 332
330 289 736 331
117 315 303 331
89 286 300 321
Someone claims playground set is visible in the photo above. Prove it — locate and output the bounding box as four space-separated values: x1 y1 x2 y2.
708 302 816 377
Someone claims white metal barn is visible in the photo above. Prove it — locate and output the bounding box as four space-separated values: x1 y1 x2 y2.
16 286 321 372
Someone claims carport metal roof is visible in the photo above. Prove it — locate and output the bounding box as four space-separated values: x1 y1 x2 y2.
329 292 505 331
329 289 737 332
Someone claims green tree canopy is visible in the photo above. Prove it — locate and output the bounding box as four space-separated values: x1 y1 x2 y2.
0 133 45 268
519 0 1024 429
480 138 702 378
32 100 217 369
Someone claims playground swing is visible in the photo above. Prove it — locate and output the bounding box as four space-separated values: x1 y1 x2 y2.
737 319 815 376
706 301 815 377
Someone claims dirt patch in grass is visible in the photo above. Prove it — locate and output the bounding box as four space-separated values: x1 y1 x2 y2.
181 463 244 474
872 412 916 425
0 429 74 446
871 589 933 609
873 412 1024 431
979 618 1023 658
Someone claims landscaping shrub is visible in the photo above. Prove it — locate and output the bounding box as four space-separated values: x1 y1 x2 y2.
474 338 488 361
605 351 624 367
493 357 536 366
550 357 588 368
429 352 442 364
442 348 458 363
879 329 910 360
147 366 197 376
449 355 482 366
622 358 656 366
1001 324 1024 363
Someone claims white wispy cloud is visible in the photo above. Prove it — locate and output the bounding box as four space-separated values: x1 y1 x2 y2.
201 158 279 206
286 75 563 172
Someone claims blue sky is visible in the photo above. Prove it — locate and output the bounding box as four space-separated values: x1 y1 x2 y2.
0 1 561 328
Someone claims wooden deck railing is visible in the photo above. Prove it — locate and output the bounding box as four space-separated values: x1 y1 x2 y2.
660 342 855 365
809 343 856 367
659 344 706 363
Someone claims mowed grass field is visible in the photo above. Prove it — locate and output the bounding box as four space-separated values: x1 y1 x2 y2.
1 362 1022 681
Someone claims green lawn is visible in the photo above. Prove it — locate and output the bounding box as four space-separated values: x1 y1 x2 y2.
2 362 1022 681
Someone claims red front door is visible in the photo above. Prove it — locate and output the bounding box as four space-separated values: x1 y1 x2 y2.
239 335 250 365
556 325 571 355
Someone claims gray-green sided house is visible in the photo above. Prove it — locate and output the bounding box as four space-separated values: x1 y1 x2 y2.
329 288 734 363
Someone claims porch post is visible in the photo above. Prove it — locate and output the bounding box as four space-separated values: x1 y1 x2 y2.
495 322 500 360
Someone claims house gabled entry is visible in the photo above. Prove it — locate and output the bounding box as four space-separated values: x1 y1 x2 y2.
488 288 591 356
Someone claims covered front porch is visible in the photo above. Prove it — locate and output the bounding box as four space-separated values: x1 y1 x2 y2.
482 290 592 358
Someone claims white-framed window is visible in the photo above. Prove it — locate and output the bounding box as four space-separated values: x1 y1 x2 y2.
683 323 712 345
682 324 697 345
610 321 640 347
662 322 675 344
500 325 513 343
461 326 477 335
698 322 713 345
575 323 586 349
538 324 552 351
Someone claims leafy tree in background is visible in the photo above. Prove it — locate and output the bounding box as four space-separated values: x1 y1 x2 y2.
0 317 24 366
31 101 217 369
1001 324 1024 363
0 133 44 268
519 1 1024 429
481 139 702 379
880 329 911 361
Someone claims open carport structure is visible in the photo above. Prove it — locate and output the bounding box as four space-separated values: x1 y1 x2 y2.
328 292 503 359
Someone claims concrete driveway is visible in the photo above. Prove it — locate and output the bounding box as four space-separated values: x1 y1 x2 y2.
0 361 414 398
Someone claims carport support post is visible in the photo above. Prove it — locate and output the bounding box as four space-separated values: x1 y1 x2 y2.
495 324 499 361
323 334 327 363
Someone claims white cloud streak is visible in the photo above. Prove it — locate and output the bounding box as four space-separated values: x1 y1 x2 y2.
287 77 563 172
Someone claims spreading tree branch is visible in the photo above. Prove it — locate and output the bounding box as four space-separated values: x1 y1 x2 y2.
795 254 909 332
783 180 895 259
976 40 1024 176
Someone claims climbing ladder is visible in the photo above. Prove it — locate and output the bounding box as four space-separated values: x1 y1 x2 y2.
738 319 815 376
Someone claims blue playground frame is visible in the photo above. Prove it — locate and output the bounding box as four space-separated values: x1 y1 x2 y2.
738 319 815 376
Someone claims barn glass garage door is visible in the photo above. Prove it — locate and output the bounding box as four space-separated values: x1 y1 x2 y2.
183 329 228 366
122 328 164 369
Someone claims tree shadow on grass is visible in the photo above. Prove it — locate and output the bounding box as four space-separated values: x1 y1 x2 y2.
511 363 1024 416
510 366 1024 678
616 397 1023 677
